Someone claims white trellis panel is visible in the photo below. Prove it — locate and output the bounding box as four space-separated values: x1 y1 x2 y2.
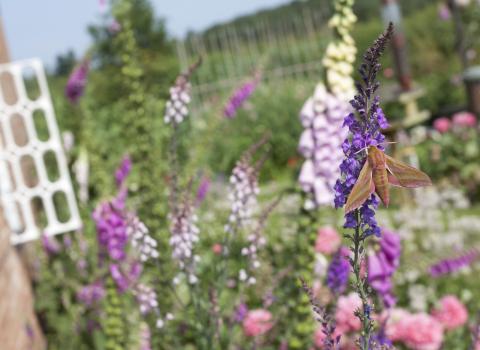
0 59 81 244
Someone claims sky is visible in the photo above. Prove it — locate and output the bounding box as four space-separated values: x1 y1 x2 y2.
1 0 291 69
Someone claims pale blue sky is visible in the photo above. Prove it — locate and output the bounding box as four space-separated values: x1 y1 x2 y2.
1 0 291 69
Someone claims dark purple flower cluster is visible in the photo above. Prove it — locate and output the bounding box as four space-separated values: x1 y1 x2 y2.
429 249 479 277
224 78 258 119
368 230 401 308
334 23 393 237
77 281 105 307
65 60 89 104
326 246 350 295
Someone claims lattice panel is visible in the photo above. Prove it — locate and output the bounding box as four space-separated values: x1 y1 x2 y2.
0 59 81 244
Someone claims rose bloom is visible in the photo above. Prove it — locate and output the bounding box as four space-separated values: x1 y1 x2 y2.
431 295 468 330
315 227 341 255
243 309 273 337
433 117 451 133
335 293 362 334
402 313 444 350
452 111 477 128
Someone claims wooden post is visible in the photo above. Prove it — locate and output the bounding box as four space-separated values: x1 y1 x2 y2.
0 16 46 350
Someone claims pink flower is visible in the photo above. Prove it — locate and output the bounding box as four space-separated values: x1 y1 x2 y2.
314 327 326 348
335 293 362 334
383 308 412 341
402 313 444 350
243 309 273 337
315 227 341 255
433 117 451 133
452 111 477 128
431 295 468 330
212 243 222 255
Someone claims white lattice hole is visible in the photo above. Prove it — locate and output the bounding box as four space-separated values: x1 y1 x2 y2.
32 109 49 141
43 150 60 182
20 155 39 188
0 71 18 105
31 196 47 231
52 192 71 223
22 66 41 101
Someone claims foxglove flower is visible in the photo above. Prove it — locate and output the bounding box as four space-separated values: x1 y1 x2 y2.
368 230 401 307
164 59 201 125
326 246 350 295
94 202 128 262
429 249 479 277
77 282 105 307
225 139 267 234
298 0 356 208
65 60 89 104
115 154 132 188
195 176 210 205
41 235 61 255
128 216 159 262
168 196 200 284
134 283 159 315
224 76 259 119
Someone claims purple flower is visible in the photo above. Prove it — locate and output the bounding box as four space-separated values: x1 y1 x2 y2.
233 303 249 323
326 246 350 295
77 282 105 307
224 77 258 118
65 60 89 104
110 262 141 293
93 202 128 262
368 230 401 308
41 235 61 255
429 249 479 277
334 24 393 237
298 84 350 208
108 19 121 34
195 176 210 205
115 154 132 188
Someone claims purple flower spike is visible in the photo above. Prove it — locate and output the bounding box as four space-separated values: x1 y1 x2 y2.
195 176 210 205
115 154 132 188
326 246 350 295
224 77 259 119
368 230 401 308
429 249 479 277
65 60 89 104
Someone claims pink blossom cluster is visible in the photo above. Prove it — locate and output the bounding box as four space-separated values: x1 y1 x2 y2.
242 309 273 337
433 111 477 133
315 226 341 255
314 294 468 350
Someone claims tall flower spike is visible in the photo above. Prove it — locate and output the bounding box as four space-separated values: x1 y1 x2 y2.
127 215 159 263
168 192 201 284
164 58 202 125
298 0 356 209
65 60 89 104
326 246 350 295
224 72 260 119
333 23 394 350
225 135 269 234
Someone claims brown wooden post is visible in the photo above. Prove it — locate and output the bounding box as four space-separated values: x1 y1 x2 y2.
0 16 46 350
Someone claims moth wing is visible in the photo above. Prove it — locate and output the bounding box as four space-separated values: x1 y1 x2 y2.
345 160 375 213
385 154 432 188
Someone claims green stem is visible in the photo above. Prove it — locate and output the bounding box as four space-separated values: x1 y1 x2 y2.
351 209 373 350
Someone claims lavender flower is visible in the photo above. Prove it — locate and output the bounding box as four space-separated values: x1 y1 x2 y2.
77 282 105 307
195 176 210 205
164 59 201 125
298 84 350 208
429 248 479 277
334 24 393 237
134 283 159 315
224 76 259 119
115 154 132 188
326 246 350 295
127 216 159 262
65 60 89 104
368 230 401 308
168 196 200 284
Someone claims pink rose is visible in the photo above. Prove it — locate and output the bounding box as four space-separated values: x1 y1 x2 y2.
452 111 477 128
315 227 341 255
433 117 451 133
335 293 362 334
243 309 273 337
431 295 468 330
402 313 444 350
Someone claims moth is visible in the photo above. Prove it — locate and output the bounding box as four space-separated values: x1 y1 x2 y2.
345 146 431 213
